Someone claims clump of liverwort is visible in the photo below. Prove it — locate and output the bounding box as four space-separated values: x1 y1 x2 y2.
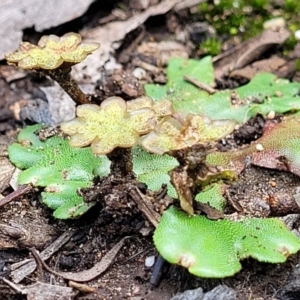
5 32 99 104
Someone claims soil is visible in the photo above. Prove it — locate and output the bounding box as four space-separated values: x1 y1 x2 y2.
1 1 300 300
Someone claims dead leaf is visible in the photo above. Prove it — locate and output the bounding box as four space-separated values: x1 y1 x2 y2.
0 278 75 300
136 41 189 67
33 236 131 282
68 281 96 293
229 56 288 82
25 283 75 300
214 28 290 80
195 202 224 219
0 136 15 193
170 167 194 215
0 158 15 194
74 0 204 83
11 231 73 283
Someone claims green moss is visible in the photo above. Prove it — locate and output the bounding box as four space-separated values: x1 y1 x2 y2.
198 0 268 39
200 38 221 56
283 34 298 56
284 0 300 13
198 0 299 44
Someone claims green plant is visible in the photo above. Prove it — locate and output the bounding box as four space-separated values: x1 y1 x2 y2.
198 0 268 38
132 146 179 198
60 96 157 155
140 113 235 155
205 116 300 178
153 206 300 278
58 85 300 276
145 57 300 124
6 35 300 279
5 33 99 104
8 124 110 219
200 38 221 56
197 0 300 50
195 182 226 211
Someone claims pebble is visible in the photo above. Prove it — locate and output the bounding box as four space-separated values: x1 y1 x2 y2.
267 110 275 119
255 144 264 152
132 67 147 80
295 30 300 41
145 255 155 267
263 17 286 30
9 169 22 191
171 285 236 300
270 180 276 187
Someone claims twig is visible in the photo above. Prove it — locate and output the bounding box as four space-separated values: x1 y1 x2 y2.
30 236 131 282
0 184 32 208
68 281 96 293
30 248 45 282
121 247 150 264
129 186 160 227
184 75 216 94
133 58 161 73
10 259 32 271
11 230 74 283
174 0 206 11
0 277 23 294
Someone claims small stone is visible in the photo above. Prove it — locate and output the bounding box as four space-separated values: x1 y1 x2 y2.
295 30 300 41
131 285 140 295
145 255 155 267
294 193 300 207
263 17 286 30
270 180 276 187
267 110 275 120
139 226 152 236
132 67 146 80
255 144 264 152
171 285 236 300
275 90 283 97
9 168 22 191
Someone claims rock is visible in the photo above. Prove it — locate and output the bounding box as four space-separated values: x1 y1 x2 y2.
171 285 236 300
145 255 155 267
0 0 95 59
295 30 300 41
263 17 286 30
276 264 300 300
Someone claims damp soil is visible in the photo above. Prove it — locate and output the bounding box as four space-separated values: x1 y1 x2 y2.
1 166 299 300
